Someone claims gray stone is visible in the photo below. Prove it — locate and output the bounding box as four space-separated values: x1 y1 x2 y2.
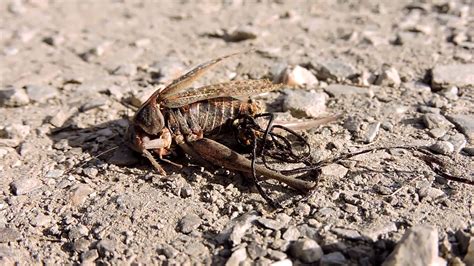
83 167 98 178
320 252 348 266
448 133 467 153
257 213 291 230
267 250 287 260
49 107 78 127
428 128 447 139
10 178 42 195
375 65 401 88
25 84 59 103
382 225 446 266
431 64 474 90
160 244 179 258
463 147 474 156
0 228 21 243
180 184 194 198
270 259 292 266
68 224 89 240
362 122 381 143
179 213 202 234
31 213 51 227
279 66 318 88
422 114 453 129
418 187 446 201
314 59 357 81
446 114 474 141
289 239 323 263
282 89 326 118
361 222 398 242
72 238 90 252
45 169 64 178
464 238 474 265
70 184 93 206
1 123 30 141
454 230 470 254
282 226 300 241
81 249 99 263
223 26 258 42
438 86 459 100
324 84 374 98
218 212 258 245
0 86 30 107
96 239 116 256
225 247 247 266
184 241 208 257
43 34 65 46
247 242 267 260
331 228 363 241
429 141 454 155
320 164 348 179
418 106 440 114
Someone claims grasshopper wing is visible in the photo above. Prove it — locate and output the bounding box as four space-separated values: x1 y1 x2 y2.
156 52 241 100
161 79 283 108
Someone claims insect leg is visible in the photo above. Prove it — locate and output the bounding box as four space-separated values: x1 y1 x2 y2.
189 138 316 193
142 149 166 175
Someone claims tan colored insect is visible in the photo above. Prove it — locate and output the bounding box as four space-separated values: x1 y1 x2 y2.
126 53 322 193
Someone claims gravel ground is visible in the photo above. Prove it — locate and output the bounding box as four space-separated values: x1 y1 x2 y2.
0 0 473 265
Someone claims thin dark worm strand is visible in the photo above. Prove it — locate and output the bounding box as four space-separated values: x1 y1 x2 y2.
233 114 471 208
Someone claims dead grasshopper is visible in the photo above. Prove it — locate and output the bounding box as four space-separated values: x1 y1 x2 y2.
126 53 324 193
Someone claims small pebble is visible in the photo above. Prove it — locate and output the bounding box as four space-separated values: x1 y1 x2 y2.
383 225 446 266
72 238 90 253
25 84 59 103
428 128 447 138
223 26 258 42
320 164 348 179
331 228 363 240
10 178 42 195
282 226 300 241
96 239 116 256
429 141 454 155
179 213 202 234
0 86 30 107
49 107 78 127
313 59 357 81
324 84 374 98
431 64 474 90
70 184 93 206
320 252 348 266
267 250 287 260
226 247 247 266
279 65 318 88
362 122 381 143
0 228 21 243
422 113 453 129
82 167 98 178
282 89 326 118
81 249 99 263
375 65 401 88
446 114 474 141
289 239 323 263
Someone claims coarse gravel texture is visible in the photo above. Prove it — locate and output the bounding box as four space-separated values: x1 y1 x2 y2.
0 0 473 265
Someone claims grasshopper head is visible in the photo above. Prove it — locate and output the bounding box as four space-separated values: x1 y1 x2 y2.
133 99 165 135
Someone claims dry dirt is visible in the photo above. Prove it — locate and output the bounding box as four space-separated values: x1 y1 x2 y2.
0 0 473 265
